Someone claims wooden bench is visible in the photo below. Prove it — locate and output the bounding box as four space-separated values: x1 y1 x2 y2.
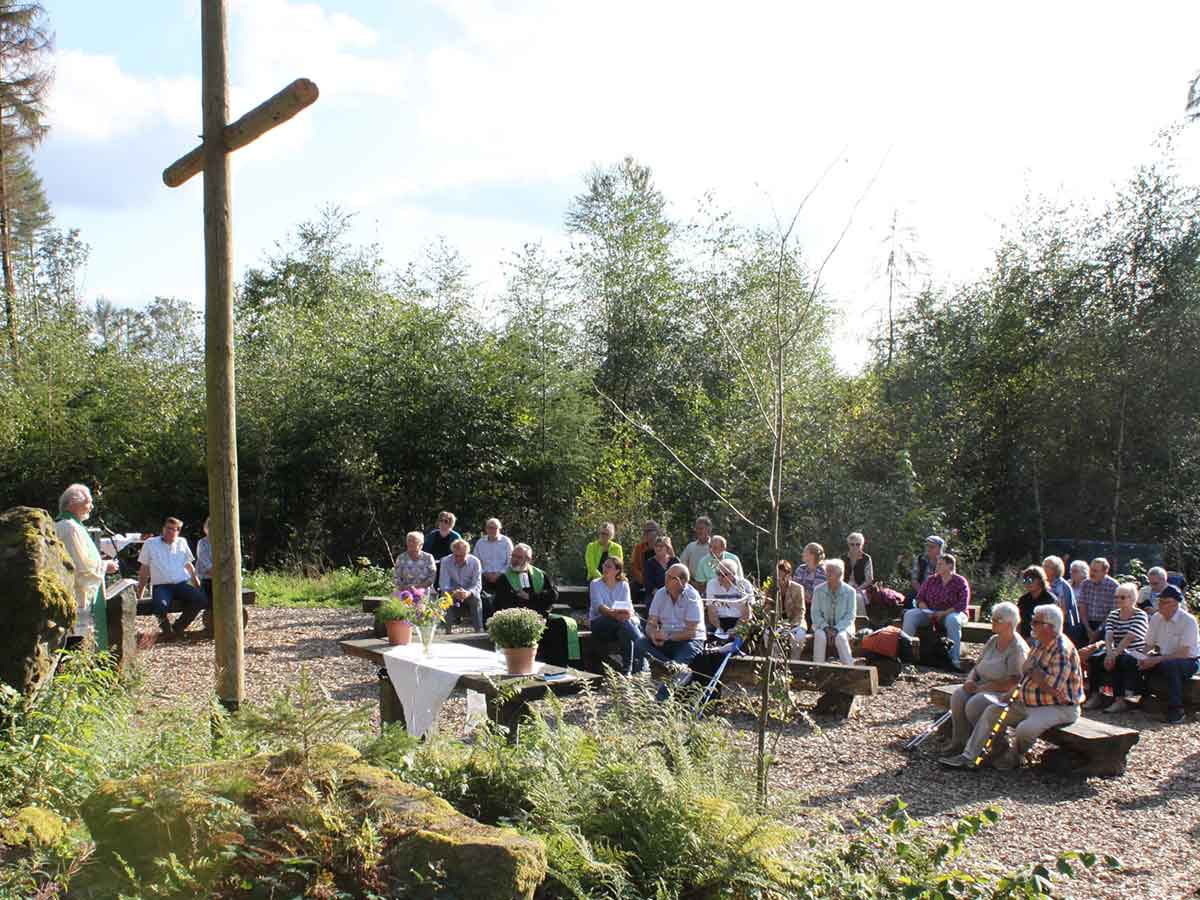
1139 672 1200 713
339 636 600 738
929 684 1139 776
133 588 254 630
724 656 879 716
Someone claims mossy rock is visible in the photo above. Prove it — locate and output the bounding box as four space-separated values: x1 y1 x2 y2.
1 806 68 848
0 506 76 694
79 743 546 899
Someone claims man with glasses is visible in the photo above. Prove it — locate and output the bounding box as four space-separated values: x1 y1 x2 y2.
640 563 706 698
971 604 1083 770
1078 557 1120 641
1138 585 1199 724
1138 567 1169 612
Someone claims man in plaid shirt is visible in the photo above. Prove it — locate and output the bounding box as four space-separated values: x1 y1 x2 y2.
1077 557 1120 639
971 603 1083 770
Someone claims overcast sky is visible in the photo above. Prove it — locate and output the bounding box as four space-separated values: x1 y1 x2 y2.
43 0 1200 370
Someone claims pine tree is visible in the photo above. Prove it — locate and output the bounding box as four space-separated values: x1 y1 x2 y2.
0 1 52 367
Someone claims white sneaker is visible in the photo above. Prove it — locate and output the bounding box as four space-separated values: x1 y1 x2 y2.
1103 697 1132 714
1083 693 1106 711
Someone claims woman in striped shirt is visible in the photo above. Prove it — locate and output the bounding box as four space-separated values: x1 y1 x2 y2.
1081 582 1148 714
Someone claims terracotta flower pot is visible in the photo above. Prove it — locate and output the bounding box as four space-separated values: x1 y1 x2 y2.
386 619 413 646
503 646 537 675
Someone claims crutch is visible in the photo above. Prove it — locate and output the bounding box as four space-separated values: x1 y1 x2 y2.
695 636 743 718
904 710 952 751
972 676 1030 768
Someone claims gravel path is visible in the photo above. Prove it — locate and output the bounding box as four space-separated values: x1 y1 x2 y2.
134 606 1200 900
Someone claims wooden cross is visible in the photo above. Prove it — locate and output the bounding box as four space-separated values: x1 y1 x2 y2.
162 0 318 710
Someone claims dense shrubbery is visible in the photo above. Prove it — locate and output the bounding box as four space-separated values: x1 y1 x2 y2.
0 654 1111 899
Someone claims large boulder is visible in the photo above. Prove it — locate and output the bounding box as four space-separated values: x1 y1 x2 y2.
0 506 75 693
80 743 546 899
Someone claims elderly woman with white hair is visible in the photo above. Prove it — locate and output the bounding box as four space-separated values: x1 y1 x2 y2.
393 531 437 592
54 483 119 644
705 560 754 633
842 531 874 615
945 603 1083 770
938 601 1028 767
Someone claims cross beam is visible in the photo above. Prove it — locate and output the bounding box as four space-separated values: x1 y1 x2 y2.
163 0 318 710
163 78 319 187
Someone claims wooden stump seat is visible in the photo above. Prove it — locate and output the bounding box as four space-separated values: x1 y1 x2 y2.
929 683 1139 776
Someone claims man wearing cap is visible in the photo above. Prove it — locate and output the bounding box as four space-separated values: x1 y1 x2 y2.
903 553 971 671
1137 585 1199 724
909 536 945 606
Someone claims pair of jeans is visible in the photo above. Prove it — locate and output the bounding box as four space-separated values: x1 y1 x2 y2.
1151 657 1199 711
589 615 645 674
902 608 967 666
1086 651 1145 698
151 580 209 631
639 637 704 667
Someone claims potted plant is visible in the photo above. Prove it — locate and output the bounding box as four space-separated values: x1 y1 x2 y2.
487 608 546 675
379 588 455 653
377 597 413 645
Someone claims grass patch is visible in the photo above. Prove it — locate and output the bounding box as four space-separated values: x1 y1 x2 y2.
245 565 392 608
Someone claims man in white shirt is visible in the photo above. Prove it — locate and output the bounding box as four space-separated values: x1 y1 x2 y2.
1138 585 1199 724
679 516 713 589
473 518 513 622
439 539 484 632
640 563 706 699
137 517 207 637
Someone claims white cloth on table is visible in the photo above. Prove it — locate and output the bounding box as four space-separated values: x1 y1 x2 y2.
382 641 542 738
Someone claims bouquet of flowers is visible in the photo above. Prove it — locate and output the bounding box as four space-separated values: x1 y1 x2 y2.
389 587 454 627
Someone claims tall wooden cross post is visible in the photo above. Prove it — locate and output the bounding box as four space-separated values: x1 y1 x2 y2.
162 0 318 710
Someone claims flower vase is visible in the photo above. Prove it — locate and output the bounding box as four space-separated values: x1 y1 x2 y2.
418 623 437 655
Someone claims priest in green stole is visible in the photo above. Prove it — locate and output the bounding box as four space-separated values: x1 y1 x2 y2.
54 484 117 647
493 542 578 666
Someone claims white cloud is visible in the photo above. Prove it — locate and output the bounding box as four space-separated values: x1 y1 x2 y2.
230 0 411 104
47 50 197 142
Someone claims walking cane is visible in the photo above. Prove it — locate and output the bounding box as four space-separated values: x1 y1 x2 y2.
971 676 1030 768
696 636 743 718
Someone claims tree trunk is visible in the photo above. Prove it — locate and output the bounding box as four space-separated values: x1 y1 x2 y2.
1109 386 1127 569
1031 454 1045 560
0 124 17 369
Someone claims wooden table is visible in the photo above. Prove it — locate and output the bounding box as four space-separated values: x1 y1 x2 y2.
340 637 601 737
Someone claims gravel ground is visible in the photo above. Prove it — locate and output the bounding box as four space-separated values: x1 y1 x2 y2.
135 606 1200 900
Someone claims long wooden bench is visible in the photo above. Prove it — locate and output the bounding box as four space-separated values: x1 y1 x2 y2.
928 684 1139 776
1139 671 1200 713
723 656 878 716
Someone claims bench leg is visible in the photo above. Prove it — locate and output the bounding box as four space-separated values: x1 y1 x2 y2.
486 694 530 741
377 667 406 731
811 691 861 718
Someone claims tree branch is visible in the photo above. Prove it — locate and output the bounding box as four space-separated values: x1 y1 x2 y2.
594 384 769 534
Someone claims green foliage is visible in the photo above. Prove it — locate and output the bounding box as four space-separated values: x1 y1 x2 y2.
794 798 1116 899
231 667 372 765
246 565 391 607
370 674 805 899
486 607 546 649
375 596 408 623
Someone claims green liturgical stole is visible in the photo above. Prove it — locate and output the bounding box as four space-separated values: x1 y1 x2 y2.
504 566 546 593
550 613 581 661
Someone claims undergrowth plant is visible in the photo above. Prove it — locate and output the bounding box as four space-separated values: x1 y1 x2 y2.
795 798 1118 899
